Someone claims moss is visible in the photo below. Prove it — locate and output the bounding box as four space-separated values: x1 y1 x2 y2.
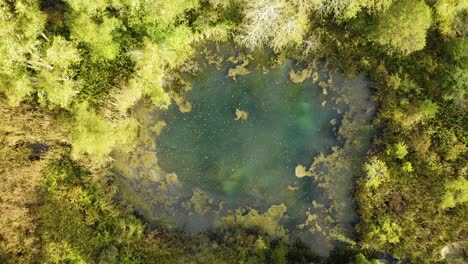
220 204 289 239
190 191 212 216
227 53 251 80
289 67 312 84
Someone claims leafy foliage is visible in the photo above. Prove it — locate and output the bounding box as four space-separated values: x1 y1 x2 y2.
372 0 432 54
0 0 466 263
70 103 137 162
317 0 395 21
363 158 389 189
441 176 468 209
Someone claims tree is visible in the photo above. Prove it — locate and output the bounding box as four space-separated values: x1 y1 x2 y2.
241 0 309 52
393 142 408 159
372 0 432 54
439 39 468 103
394 100 439 128
70 103 137 162
68 13 121 60
0 0 46 106
270 8 308 51
63 0 108 15
63 0 122 61
0 1 82 109
137 0 200 26
124 0 201 41
441 177 468 209
316 0 395 21
44 36 81 70
34 36 81 109
363 158 389 189
418 100 439 120
434 0 467 37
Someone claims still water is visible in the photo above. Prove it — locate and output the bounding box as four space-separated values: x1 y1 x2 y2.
116 54 374 257
157 59 338 210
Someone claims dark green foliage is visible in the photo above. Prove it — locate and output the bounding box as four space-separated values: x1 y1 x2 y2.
438 38 468 102
76 53 135 105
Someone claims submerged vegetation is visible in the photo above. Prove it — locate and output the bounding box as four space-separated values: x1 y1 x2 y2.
0 0 466 263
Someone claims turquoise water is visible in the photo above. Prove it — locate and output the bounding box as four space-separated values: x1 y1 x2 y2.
116 55 375 257
157 59 338 210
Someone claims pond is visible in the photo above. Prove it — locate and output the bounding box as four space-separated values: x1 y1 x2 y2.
115 50 375 257
157 58 338 209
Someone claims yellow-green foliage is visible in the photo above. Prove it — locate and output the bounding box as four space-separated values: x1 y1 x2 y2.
0 0 46 106
220 204 288 239
401 162 413 172
36 70 78 109
311 0 395 21
0 0 466 262
434 0 468 37
271 8 309 51
162 26 196 69
393 142 408 160
373 0 432 54
139 0 200 26
33 36 81 109
127 41 168 108
68 13 121 61
45 36 81 70
63 0 121 60
366 217 402 247
71 103 137 162
1 75 33 107
64 0 109 15
441 176 468 209
393 100 439 128
128 27 195 110
363 158 389 189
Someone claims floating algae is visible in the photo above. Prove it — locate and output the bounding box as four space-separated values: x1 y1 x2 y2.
295 164 313 178
234 108 248 121
115 52 375 257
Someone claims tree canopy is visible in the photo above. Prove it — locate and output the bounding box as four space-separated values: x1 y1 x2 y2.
372 0 432 54
0 0 466 263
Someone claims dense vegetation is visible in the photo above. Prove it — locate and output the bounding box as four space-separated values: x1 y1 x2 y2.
0 0 466 263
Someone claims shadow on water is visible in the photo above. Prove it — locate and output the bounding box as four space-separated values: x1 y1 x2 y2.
114 48 376 258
